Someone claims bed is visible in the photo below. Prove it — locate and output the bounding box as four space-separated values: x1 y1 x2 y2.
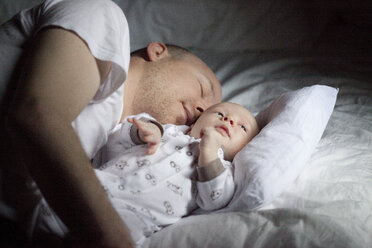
1 0 371 247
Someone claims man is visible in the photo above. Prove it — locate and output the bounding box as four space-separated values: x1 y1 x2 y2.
0 1 221 246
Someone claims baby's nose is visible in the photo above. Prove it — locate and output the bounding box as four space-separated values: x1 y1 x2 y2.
223 116 234 125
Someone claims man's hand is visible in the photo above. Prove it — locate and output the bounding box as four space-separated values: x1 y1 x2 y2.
198 127 227 167
128 118 162 155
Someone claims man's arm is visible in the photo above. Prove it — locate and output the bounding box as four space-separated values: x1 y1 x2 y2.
8 28 133 247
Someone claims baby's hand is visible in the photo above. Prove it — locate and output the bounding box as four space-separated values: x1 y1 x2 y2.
199 127 227 155
127 118 162 155
198 127 227 167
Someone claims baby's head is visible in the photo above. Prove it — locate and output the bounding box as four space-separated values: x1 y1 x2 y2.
189 102 259 161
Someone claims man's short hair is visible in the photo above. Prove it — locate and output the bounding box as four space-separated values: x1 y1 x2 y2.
131 44 190 60
165 44 190 59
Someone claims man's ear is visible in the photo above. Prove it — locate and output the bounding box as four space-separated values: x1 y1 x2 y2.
146 42 169 61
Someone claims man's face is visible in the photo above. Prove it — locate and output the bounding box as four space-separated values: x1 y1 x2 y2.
132 55 222 125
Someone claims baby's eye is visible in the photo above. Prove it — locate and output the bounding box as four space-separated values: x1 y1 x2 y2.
239 125 247 132
217 112 224 117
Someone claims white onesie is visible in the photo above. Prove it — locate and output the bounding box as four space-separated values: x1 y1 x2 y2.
93 113 236 245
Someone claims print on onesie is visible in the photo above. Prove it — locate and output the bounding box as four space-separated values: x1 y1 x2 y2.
210 189 223 201
163 201 174 215
118 184 125 191
116 176 127 191
115 159 129 170
145 173 157 185
166 181 183 196
169 161 181 172
137 159 151 168
175 145 183 151
186 150 193 156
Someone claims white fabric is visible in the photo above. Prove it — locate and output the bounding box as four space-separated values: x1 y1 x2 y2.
92 113 234 245
227 85 338 210
0 0 130 239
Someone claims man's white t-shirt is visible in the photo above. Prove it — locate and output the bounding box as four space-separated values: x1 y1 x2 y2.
0 0 130 238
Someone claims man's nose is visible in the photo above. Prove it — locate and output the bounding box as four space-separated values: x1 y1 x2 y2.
196 106 204 114
191 107 203 124
223 116 234 126
194 105 205 118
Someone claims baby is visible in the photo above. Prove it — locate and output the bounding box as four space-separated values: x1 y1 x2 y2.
33 102 258 246
92 102 259 245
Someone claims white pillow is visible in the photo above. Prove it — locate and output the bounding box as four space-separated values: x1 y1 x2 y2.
226 85 338 210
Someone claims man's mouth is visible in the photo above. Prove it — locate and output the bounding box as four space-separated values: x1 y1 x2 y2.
215 125 230 137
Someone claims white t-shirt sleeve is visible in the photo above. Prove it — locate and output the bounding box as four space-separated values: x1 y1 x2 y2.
36 0 130 100
30 0 131 158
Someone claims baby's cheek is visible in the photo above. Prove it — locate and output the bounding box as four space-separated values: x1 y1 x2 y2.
228 139 247 160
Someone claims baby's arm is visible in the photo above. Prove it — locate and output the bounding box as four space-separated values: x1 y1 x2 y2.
196 127 235 210
127 117 163 155
198 126 224 168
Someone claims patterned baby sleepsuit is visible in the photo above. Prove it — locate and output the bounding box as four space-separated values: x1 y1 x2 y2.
93 113 236 245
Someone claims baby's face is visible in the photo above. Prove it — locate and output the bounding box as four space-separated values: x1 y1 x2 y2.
189 102 259 160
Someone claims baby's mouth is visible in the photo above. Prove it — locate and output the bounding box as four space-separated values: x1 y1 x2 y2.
215 125 230 137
